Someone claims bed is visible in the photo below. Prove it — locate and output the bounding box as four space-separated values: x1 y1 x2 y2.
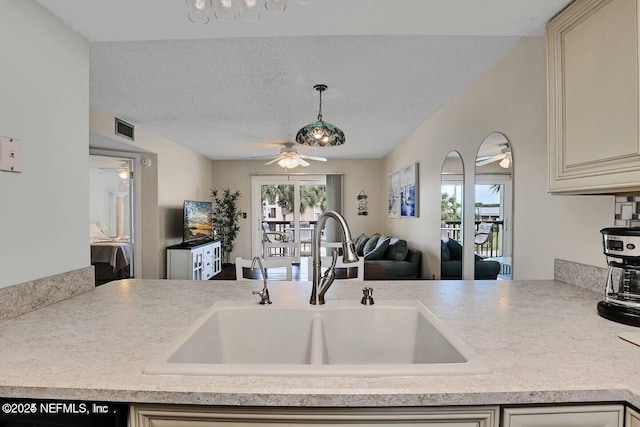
91 239 131 285
90 237 132 285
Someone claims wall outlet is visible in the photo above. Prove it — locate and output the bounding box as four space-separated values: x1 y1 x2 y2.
0 136 22 173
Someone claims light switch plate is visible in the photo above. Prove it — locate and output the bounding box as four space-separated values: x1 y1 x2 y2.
0 136 23 172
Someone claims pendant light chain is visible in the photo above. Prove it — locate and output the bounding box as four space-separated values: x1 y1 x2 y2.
317 88 323 121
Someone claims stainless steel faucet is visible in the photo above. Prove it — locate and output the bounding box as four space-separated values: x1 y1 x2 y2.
310 211 359 305
250 256 272 305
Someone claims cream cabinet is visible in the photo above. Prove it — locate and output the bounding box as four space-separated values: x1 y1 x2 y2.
503 404 624 427
166 240 221 280
547 0 640 194
628 406 640 427
130 405 499 427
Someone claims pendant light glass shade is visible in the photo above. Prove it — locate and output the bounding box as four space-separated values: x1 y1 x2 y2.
296 84 345 147
186 0 212 23
239 0 260 21
265 0 287 13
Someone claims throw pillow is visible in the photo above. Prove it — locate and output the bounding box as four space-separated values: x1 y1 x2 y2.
362 233 381 255
354 234 369 256
386 238 409 261
446 238 463 261
365 235 391 260
353 233 369 256
441 239 451 261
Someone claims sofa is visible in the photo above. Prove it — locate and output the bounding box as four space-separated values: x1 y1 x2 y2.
441 238 500 280
352 233 421 280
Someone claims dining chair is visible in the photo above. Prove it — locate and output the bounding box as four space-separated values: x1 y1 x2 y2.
235 257 293 281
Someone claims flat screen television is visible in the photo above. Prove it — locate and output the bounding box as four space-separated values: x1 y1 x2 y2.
183 200 213 243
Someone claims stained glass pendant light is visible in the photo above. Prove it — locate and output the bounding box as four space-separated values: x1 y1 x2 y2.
296 84 345 147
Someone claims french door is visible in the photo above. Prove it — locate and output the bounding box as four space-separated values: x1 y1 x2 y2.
251 175 326 263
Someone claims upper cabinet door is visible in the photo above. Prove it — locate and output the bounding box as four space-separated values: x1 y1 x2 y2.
547 0 640 194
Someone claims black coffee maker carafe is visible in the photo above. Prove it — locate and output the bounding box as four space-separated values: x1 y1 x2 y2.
598 228 640 327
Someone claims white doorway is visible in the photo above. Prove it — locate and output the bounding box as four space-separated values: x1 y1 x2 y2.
89 149 142 283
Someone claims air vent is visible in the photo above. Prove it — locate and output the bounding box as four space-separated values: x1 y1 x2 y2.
115 118 134 141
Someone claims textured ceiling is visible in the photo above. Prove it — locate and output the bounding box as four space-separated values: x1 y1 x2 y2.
36 0 572 160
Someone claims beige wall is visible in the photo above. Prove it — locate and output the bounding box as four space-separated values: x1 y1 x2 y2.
383 37 614 280
0 1 89 288
210 159 386 261
90 106 215 278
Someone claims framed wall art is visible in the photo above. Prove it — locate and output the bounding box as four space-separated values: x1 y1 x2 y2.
388 163 419 218
401 162 419 218
388 171 401 218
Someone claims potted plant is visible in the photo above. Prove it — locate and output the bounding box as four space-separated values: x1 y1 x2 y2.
210 187 245 266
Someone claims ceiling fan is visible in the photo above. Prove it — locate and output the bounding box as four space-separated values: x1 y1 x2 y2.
261 142 327 169
476 150 512 169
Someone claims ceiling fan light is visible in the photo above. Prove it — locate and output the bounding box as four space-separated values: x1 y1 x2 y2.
499 157 511 169
277 157 299 169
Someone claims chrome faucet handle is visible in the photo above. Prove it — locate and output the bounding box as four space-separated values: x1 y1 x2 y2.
252 288 272 305
250 256 272 305
361 287 375 305
317 251 338 305
327 250 338 271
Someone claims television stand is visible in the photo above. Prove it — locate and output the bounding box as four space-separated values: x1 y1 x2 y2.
166 239 221 280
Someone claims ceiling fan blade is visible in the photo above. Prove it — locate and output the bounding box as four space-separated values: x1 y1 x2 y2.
264 156 283 166
476 159 499 167
299 154 327 162
475 154 505 166
297 158 310 167
475 155 494 162
476 159 496 167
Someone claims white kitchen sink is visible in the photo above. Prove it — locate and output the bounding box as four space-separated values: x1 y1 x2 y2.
143 300 491 376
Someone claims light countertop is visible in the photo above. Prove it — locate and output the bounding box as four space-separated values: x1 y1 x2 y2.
0 279 639 408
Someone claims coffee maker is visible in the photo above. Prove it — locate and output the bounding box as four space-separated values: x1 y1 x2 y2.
598 228 640 326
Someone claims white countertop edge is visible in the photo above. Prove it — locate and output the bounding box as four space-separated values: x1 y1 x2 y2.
0 386 636 409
